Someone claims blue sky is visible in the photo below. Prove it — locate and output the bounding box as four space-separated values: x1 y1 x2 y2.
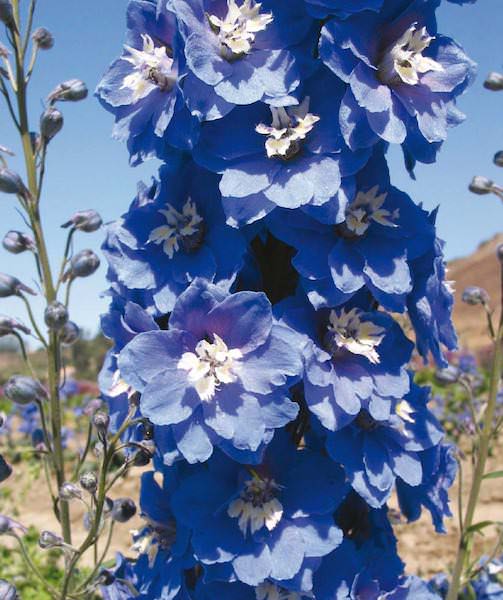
0 0 502 338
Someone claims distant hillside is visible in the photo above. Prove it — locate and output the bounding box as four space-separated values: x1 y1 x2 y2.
449 233 503 352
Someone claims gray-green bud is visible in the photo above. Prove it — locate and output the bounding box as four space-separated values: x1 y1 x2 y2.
32 27 54 50
48 79 88 103
40 107 63 142
44 301 68 330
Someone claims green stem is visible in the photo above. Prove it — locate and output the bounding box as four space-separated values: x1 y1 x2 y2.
60 410 136 599
446 321 503 600
10 0 72 548
13 534 60 599
71 420 93 481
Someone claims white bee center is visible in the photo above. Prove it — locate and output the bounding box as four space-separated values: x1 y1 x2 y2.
121 34 176 101
395 400 415 424
228 478 283 535
378 23 443 86
178 334 243 401
148 199 204 259
345 186 399 236
208 0 273 60
326 308 386 365
256 97 320 160
256 582 308 600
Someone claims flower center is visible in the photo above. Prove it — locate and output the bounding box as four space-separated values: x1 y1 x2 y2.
378 23 443 86
148 199 205 259
355 409 380 431
177 334 242 401
208 0 273 61
324 308 385 365
256 583 307 600
342 186 399 237
256 98 320 161
131 520 177 568
121 34 176 101
228 477 283 535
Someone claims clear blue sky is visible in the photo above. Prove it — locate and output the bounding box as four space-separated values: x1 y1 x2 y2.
0 0 502 338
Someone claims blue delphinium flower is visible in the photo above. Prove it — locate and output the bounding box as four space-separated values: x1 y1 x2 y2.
99 287 159 433
100 552 139 600
315 492 405 597
130 470 194 599
168 0 314 110
97 0 198 165
102 160 247 314
0 454 12 483
396 442 457 533
407 232 457 367
304 0 384 18
193 68 371 226
268 148 435 311
320 0 475 170
193 580 314 599
323 382 444 507
118 278 302 462
171 434 347 588
276 294 413 432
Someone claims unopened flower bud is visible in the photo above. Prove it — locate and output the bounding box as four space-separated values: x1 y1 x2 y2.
61 209 102 233
494 151 503 168
103 496 114 516
133 441 154 467
39 530 63 549
48 79 88 103
0 0 16 31
83 398 102 416
0 273 36 297
0 517 9 535
484 72 503 91
67 249 100 279
40 107 63 142
59 482 83 502
0 168 27 196
0 456 12 483
4 375 47 404
93 411 109 436
111 497 137 523
44 301 68 330
141 419 154 441
32 27 54 50
0 146 13 157
2 230 35 254
0 579 18 600
0 515 26 537
60 321 80 346
97 569 115 586
31 428 45 451
435 365 460 385
79 471 97 494
461 286 489 306
469 176 495 195
0 316 30 337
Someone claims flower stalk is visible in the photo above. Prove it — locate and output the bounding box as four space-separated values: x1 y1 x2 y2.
447 288 503 599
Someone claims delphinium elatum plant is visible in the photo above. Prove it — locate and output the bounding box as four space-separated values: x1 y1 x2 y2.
2 0 501 599
92 0 501 598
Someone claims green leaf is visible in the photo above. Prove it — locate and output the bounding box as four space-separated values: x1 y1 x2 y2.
482 470 503 480
465 520 497 536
